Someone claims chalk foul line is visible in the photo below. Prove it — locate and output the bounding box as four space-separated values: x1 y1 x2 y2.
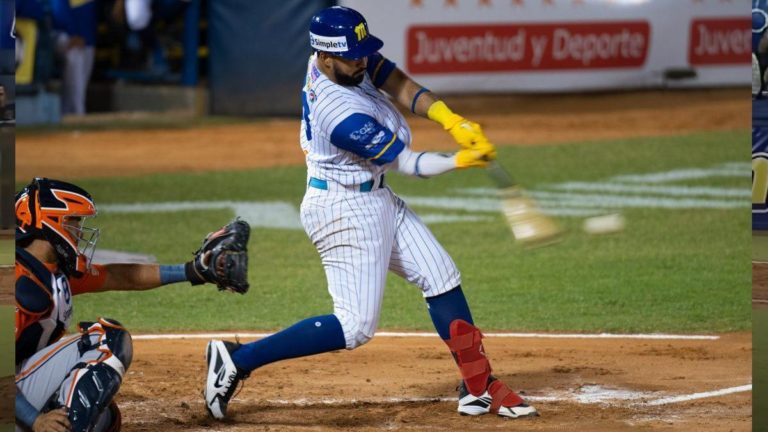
131 331 720 341
123 384 748 409
251 384 751 408
641 384 751 406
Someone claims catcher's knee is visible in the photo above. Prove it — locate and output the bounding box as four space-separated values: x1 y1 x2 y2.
79 317 133 372
56 318 132 432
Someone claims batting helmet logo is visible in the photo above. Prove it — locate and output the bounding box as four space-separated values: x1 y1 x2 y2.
354 23 367 42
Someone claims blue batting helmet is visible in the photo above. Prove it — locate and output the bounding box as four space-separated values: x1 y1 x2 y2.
755 3 768 52
309 6 383 60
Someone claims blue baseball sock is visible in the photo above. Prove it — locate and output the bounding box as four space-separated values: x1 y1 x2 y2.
426 286 474 340
231 314 346 372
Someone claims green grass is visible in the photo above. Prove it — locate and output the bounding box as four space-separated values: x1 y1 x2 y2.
0 306 12 376
68 130 749 333
0 240 11 265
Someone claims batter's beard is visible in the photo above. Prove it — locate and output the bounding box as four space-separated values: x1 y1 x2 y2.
335 70 365 86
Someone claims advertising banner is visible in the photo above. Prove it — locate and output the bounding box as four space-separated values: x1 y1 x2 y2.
341 0 747 93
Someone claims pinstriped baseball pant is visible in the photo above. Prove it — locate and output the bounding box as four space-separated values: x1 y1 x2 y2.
300 185 461 349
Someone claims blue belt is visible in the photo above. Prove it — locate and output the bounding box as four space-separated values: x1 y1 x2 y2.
309 175 385 192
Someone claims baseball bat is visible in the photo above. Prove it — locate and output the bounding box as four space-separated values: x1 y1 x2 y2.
486 161 562 248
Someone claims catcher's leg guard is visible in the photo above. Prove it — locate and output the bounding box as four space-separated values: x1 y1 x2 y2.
62 362 123 432
59 318 132 432
77 318 134 371
446 319 491 397
91 401 122 432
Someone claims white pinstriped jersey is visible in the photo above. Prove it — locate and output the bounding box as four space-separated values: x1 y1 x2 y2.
300 53 411 186
298 52 461 350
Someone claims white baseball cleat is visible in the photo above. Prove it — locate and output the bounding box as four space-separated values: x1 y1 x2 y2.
457 385 492 416
457 378 538 419
204 340 247 419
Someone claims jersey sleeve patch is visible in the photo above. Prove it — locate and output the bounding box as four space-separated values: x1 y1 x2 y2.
15 276 52 314
330 113 405 166
366 52 396 88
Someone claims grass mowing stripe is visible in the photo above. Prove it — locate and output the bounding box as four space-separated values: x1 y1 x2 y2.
68 130 748 333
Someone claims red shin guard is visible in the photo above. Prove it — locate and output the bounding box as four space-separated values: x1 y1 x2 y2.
446 319 491 397
488 379 524 413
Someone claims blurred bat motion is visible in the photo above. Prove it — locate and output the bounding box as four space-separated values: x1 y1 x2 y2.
486 161 562 248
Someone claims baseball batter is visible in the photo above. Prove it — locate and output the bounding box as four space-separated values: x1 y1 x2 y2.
15 178 249 432
205 6 538 421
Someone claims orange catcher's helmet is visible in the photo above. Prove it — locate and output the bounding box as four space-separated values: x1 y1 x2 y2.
16 178 99 276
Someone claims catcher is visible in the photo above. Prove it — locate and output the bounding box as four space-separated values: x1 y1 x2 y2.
14 178 249 432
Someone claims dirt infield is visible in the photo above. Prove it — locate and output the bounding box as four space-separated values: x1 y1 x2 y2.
755 262 768 311
120 334 751 432
0 376 10 425
15 89 752 430
0 266 10 306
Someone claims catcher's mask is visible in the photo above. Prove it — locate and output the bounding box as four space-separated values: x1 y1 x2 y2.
16 178 99 277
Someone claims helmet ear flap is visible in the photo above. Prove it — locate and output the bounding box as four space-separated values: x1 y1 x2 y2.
29 180 39 229
15 179 41 241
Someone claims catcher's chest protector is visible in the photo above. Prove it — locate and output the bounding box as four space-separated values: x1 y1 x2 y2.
16 247 74 365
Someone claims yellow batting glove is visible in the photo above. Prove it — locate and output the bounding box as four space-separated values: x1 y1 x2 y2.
455 141 497 169
427 101 488 149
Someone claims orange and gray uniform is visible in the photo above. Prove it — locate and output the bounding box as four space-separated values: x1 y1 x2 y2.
16 248 107 365
15 248 129 432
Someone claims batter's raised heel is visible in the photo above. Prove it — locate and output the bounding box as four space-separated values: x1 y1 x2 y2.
457 377 538 419
204 340 249 419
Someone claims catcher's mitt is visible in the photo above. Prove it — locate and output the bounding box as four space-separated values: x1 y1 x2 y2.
185 219 250 294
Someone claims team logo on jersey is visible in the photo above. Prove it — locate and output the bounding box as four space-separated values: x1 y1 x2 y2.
350 121 377 141
370 130 386 145
354 23 367 41
54 274 74 323
308 89 316 103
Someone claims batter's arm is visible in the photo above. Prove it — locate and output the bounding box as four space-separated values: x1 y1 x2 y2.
380 66 490 150
394 147 456 178
394 145 496 177
379 67 438 117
